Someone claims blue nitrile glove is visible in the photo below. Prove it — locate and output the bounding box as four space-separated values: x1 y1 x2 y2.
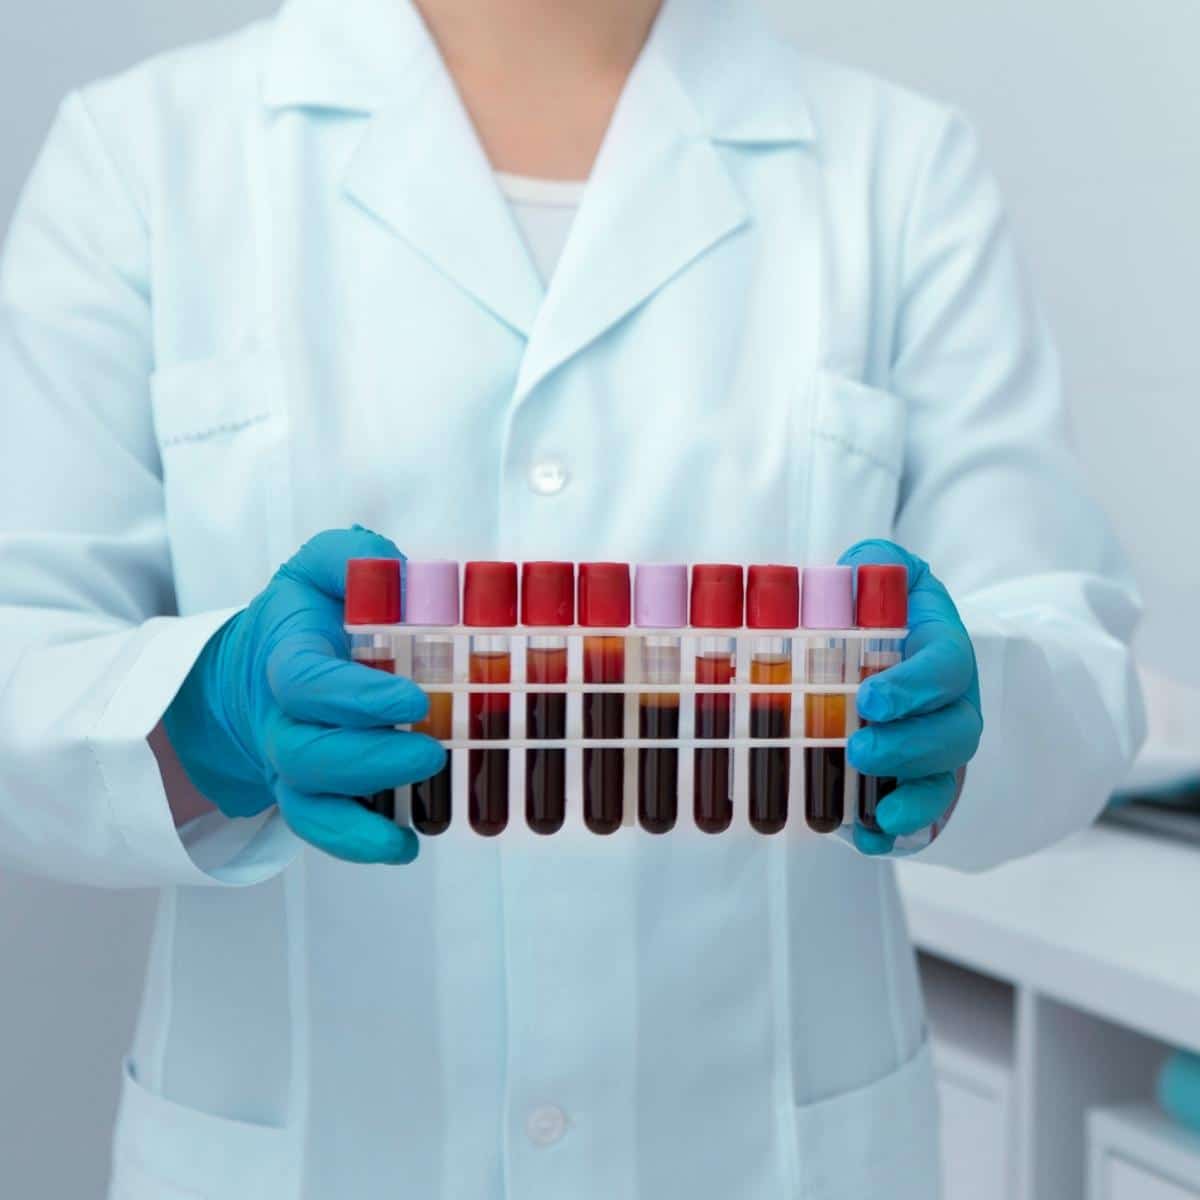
163 527 445 864
1159 1052 1200 1136
838 540 983 855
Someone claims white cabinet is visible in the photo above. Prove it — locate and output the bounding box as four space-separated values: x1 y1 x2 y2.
1107 1159 1196 1200
937 1067 1011 1200
897 828 1200 1200
1089 1105 1200 1200
919 954 1016 1200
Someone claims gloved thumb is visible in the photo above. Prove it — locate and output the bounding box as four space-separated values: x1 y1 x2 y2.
277 526 405 601
838 538 924 586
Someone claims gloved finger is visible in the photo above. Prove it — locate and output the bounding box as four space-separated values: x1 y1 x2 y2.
840 539 982 717
856 625 976 722
267 632 430 727
875 772 958 836
853 824 896 856
277 526 405 601
838 538 922 582
848 699 982 778
265 716 447 795
275 782 419 865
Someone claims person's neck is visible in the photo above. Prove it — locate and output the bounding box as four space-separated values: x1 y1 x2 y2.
412 0 663 180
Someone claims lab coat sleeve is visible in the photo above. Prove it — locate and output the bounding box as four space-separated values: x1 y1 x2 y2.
889 110 1145 871
0 92 300 888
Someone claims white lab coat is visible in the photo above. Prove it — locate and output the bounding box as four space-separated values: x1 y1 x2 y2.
0 0 1143 1196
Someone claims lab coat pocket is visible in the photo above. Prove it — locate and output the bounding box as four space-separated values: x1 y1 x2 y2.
802 371 906 563
150 346 294 613
108 1059 300 1200
792 1037 941 1200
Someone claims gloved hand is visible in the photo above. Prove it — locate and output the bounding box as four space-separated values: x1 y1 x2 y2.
163 527 445 864
839 540 983 855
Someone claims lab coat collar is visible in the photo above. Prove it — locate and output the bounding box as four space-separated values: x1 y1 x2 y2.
262 0 816 146
261 0 816 358
262 0 426 113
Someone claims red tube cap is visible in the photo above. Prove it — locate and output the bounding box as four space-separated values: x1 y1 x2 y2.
746 565 800 629
690 564 744 629
855 564 909 628
464 561 518 627
578 562 631 627
345 558 402 625
521 561 575 626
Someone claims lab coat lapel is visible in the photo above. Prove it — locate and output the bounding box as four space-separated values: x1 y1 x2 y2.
514 45 744 401
342 67 544 338
513 0 815 401
266 0 543 337
263 0 814 368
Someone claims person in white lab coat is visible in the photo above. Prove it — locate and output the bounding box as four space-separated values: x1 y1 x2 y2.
0 0 1144 1196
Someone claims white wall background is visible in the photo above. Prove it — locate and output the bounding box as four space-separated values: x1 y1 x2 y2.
0 2 1195 1196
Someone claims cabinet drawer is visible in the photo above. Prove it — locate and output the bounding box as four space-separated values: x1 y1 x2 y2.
1089 1104 1200 1200
938 1074 1010 1200
1105 1156 1200 1200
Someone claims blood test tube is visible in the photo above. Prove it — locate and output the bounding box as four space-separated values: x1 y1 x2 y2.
578 562 631 835
690 564 744 835
634 564 687 834
521 561 574 836
855 564 909 834
746 565 800 835
345 557 403 821
801 567 854 834
406 561 459 836
464 561 518 837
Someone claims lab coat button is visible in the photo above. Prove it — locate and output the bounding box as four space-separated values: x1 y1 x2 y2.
526 1105 567 1146
528 460 568 496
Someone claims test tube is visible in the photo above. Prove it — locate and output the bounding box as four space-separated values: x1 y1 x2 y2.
634 564 687 834
746 565 800 835
345 558 403 821
855 564 909 834
578 562 631 835
406 561 459 836
464 561 518 837
521 561 574 836
801 567 854 834
690 564 744 835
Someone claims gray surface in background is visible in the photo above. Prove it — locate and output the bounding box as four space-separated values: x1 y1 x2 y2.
0 2 1196 1197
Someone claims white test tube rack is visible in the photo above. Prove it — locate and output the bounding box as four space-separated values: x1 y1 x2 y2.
348 623 908 836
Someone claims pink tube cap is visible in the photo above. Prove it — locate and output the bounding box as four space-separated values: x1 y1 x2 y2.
801 566 854 630
405 560 460 625
635 563 688 628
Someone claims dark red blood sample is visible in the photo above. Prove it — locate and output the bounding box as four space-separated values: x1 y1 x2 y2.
856 663 896 834
526 646 567 835
469 651 510 836
583 636 625 835
804 748 846 834
694 653 733 834
638 698 679 834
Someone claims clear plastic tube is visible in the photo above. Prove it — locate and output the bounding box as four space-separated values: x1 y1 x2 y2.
638 635 681 834
411 634 453 835
469 634 510 836
856 638 904 833
694 636 735 834
750 635 791 835
526 634 568 835
804 638 847 833
351 632 397 821
583 636 625 834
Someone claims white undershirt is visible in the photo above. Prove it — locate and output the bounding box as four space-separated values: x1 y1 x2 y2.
495 171 587 285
